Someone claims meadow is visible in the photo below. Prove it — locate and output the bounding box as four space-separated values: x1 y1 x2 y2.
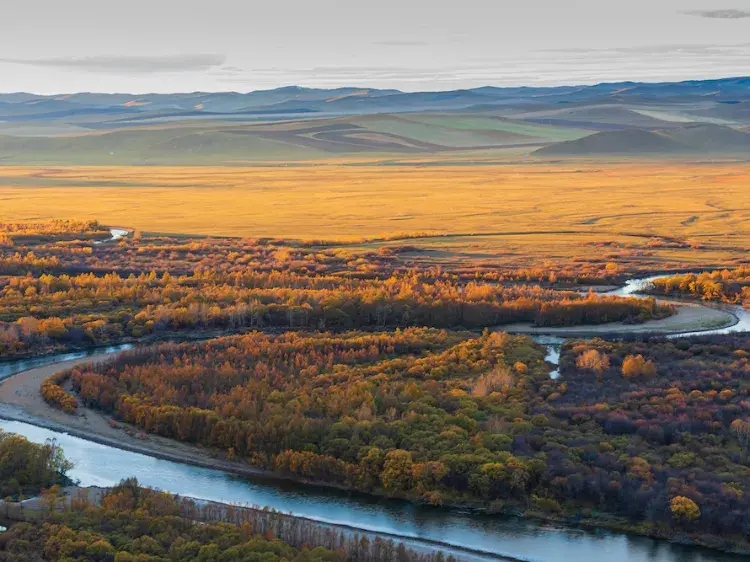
0 162 748 271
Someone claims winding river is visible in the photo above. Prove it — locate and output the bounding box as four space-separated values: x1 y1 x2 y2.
535 275 749 378
0 274 748 562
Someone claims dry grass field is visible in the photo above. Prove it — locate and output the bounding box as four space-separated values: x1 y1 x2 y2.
0 162 748 270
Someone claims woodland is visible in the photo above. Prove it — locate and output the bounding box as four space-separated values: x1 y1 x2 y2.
2 221 750 553
42 330 750 551
651 268 750 307
0 447 453 562
0 221 670 360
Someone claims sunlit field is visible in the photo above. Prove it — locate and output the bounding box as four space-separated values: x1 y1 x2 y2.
1 162 748 270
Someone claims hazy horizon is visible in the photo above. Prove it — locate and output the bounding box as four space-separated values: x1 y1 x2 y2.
1 0 749 94
0 73 749 97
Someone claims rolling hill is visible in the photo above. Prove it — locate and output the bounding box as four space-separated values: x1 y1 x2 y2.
0 78 748 163
533 124 750 157
0 113 592 164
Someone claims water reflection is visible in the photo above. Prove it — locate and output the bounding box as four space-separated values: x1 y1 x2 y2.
0 344 133 381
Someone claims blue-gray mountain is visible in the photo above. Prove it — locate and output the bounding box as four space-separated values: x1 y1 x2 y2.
0 77 748 162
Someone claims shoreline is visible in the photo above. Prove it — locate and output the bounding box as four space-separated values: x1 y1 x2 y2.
0 485 521 562
1 298 738 367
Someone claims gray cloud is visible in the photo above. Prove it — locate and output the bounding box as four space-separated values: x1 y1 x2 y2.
683 9 750 19
0 54 226 74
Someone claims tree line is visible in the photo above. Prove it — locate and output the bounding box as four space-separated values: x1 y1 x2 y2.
0 478 459 562
650 268 750 307
0 267 671 360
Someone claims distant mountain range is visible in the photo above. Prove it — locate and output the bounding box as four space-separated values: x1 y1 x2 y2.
0 77 748 162
2 78 749 121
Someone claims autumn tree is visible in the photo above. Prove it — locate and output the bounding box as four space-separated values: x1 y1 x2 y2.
670 496 700 522
381 450 414 493
621 354 657 379
576 349 610 373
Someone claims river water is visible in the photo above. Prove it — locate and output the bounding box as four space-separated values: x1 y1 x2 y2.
0 344 133 382
0 417 740 562
93 228 129 245
0 275 748 562
602 274 749 336
533 275 750 378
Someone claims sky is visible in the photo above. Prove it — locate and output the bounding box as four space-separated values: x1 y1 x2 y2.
1 0 749 93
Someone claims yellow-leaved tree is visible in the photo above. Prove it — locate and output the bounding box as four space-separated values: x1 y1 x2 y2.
670 496 700 522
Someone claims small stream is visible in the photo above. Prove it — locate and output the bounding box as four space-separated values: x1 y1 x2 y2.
93 228 129 245
534 274 750 377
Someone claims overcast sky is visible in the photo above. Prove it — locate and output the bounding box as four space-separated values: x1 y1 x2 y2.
1 0 749 93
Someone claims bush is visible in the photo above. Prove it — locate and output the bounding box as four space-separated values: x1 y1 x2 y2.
41 371 77 414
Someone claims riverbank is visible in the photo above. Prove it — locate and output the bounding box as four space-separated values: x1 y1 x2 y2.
1 300 735 367
0 485 517 562
498 299 738 337
0 351 280 482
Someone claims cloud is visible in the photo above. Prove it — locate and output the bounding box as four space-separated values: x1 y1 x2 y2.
683 9 750 19
0 54 226 74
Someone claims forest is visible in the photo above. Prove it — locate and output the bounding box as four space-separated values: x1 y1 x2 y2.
0 471 457 561
0 222 672 360
0 221 110 246
651 268 750 307
0 427 457 561
41 328 750 551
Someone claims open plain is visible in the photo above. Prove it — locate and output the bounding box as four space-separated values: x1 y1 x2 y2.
0 162 748 271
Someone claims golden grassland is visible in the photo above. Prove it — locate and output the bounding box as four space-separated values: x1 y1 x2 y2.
0 162 748 269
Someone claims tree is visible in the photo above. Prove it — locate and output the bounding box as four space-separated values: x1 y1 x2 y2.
381 450 413 493
621 354 657 379
670 496 700 522
576 349 610 373
731 419 750 460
